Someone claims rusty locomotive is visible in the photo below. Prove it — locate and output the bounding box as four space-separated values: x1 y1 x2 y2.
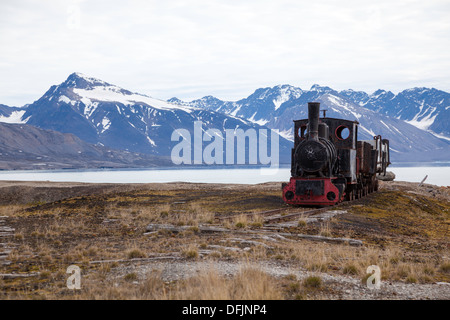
282 102 390 206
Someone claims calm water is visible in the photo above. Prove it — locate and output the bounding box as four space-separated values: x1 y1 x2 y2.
0 165 448 186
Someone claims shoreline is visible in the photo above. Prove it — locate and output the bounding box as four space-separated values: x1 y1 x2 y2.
0 166 448 187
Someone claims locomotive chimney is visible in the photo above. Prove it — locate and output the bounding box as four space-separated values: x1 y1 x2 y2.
307 102 320 141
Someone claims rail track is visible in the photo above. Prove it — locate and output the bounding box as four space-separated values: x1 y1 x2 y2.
216 190 375 225
215 204 342 225
0 216 15 266
263 206 337 224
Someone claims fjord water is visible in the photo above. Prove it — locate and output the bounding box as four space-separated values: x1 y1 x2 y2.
0 164 448 186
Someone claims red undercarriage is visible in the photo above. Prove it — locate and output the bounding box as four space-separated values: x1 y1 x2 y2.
282 177 345 206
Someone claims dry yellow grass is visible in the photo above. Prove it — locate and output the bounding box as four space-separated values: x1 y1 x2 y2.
1 180 449 300
171 267 282 300
59 266 282 300
0 205 25 217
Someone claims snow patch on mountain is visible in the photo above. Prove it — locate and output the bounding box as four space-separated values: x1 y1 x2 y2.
428 131 450 142
272 86 302 111
73 87 193 113
146 136 156 146
0 110 26 124
101 117 111 133
406 114 438 131
326 94 361 120
273 98 284 111
248 112 269 126
404 104 438 131
278 128 294 142
58 95 74 105
359 125 376 137
230 105 241 117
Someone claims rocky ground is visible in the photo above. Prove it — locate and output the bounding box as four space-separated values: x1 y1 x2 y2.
0 179 448 300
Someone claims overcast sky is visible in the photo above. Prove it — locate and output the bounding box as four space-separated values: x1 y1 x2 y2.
1 0 449 106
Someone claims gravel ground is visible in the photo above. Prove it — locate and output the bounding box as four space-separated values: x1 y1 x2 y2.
110 258 450 300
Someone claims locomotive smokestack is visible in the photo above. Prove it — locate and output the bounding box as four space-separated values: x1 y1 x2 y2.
308 102 320 141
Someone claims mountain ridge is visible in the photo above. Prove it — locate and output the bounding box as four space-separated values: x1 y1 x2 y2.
1 74 449 164
1 73 292 164
170 84 450 162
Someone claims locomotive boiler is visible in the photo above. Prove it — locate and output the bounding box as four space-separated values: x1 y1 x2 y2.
282 102 390 206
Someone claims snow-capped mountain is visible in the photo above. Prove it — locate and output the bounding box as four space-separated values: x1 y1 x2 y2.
171 84 450 162
170 84 304 128
340 87 450 139
1 74 448 164
1 73 291 163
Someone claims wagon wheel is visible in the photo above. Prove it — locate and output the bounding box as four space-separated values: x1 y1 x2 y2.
347 189 355 201
345 191 350 201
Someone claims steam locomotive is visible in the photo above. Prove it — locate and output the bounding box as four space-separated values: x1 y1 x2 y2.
282 102 390 206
